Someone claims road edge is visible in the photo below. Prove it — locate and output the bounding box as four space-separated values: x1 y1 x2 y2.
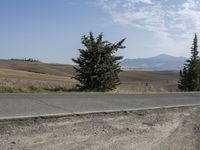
1 104 200 122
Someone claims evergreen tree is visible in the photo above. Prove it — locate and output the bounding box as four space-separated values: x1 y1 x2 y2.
72 32 125 91
196 59 200 90
178 34 199 91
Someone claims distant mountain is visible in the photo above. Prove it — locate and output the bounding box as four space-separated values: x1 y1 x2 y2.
121 54 187 70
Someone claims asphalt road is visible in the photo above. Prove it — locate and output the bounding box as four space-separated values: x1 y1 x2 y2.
0 93 200 119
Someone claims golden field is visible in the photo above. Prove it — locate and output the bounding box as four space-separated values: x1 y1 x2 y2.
0 59 179 92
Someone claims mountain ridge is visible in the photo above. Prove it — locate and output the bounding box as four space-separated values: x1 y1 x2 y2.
121 54 187 70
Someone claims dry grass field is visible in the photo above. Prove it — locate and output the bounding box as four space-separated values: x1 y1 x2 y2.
0 59 74 76
118 70 179 92
0 59 179 92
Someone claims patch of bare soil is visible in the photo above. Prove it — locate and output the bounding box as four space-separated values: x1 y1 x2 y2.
0 106 200 150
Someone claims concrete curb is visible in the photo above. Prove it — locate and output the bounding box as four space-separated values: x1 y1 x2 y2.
1 104 200 122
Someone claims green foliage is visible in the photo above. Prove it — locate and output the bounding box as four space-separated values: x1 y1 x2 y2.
178 34 200 91
72 32 125 91
196 60 200 90
0 86 78 93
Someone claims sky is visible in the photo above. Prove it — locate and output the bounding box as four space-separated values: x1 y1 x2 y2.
0 0 200 64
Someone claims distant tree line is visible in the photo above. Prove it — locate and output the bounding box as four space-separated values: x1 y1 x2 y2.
178 34 200 91
10 58 40 62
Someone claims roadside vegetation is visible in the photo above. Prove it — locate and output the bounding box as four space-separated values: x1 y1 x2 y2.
0 69 77 93
178 34 200 91
0 86 79 93
72 32 125 91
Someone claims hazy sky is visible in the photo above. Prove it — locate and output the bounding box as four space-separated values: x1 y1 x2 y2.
0 0 200 64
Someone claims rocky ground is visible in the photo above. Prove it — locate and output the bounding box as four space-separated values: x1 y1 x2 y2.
0 106 200 150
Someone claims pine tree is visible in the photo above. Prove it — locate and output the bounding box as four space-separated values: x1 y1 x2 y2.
196 61 200 90
178 34 199 91
72 32 125 91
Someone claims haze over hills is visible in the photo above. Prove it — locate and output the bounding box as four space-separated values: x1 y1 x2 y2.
121 54 187 70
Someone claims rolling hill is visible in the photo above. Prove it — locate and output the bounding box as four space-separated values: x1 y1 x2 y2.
0 59 179 92
0 59 75 77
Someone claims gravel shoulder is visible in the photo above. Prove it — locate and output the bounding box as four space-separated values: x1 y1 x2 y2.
1 106 200 150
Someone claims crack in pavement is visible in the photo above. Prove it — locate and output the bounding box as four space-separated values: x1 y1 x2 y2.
31 97 75 114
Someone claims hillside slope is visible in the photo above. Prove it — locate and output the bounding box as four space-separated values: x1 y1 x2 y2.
0 59 179 92
121 54 187 70
0 59 75 77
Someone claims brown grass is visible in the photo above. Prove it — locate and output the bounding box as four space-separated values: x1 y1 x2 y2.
0 59 179 93
118 71 179 92
0 69 77 92
0 59 75 76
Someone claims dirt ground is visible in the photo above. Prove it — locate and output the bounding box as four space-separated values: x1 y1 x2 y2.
1 106 200 150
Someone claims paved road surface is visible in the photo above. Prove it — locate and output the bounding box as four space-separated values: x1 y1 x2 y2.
0 93 200 119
